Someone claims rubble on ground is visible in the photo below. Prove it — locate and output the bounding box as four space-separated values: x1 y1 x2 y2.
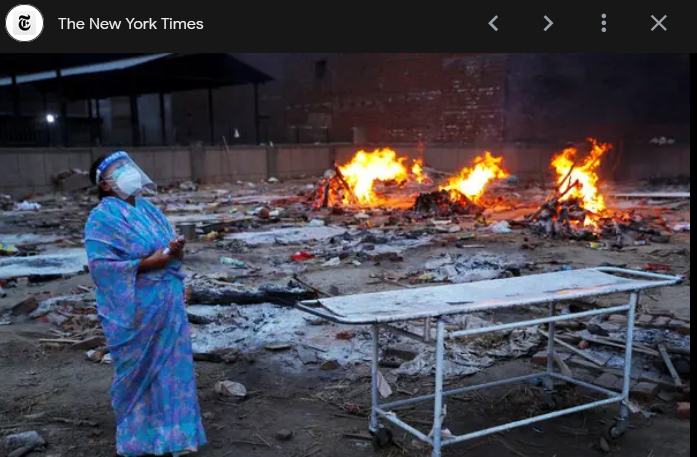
0 169 689 385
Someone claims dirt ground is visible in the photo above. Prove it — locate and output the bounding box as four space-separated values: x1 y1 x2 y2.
0 182 691 457
0 326 691 457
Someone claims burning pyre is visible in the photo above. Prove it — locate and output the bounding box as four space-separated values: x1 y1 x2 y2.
312 148 427 209
527 138 613 237
413 151 509 215
311 147 510 215
440 151 509 202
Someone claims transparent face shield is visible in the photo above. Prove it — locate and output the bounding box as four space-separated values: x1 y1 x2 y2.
96 151 157 199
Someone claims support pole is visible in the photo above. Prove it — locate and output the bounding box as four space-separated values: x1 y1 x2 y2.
159 92 167 145
57 69 68 146
95 99 102 145
621 292 639 419
42 91 51 147
370 325 380 432
432 320 445 457
87 99 94 145
130 94 141 146
208 87 215 145
254 83 260 145
546 302 556 391
11 70 20 117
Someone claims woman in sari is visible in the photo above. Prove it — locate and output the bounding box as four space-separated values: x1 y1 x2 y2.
85 151 207 457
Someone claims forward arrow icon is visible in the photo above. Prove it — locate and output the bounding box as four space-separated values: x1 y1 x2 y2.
544 15 553 31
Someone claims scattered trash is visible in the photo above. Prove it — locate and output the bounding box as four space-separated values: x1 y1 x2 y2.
645 263 671 272
321 360 341 371
292 251 316 262
179 181 198 191
256 207 271 219
226 226 348 246
0 243 19 256
214 380 247 398
673 223 690 233
265 342 292 351
308 219 325 227
589 241 606 249
421 272 444 283
202 231 220 242
487 221 512 234
0 249 88 280
187 280 316 306
219 257 246 267
12 201 42 211
275 429 294 441
377 371 393 398
268 177 280 183
5 431 45 453
323 257 341 267
10 296 38 316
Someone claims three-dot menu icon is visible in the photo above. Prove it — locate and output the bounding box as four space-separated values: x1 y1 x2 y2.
602 14 607 32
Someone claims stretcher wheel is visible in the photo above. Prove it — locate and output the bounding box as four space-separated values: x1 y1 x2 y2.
371 427 394 450
605 419 629 441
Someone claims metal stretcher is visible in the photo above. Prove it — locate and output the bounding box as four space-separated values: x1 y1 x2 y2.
296 267 682 457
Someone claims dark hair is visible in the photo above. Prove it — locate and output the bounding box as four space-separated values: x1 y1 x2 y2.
89 155 109 200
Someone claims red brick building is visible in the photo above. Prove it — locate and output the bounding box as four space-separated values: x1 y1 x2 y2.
171 53 690 146
172 53 508 145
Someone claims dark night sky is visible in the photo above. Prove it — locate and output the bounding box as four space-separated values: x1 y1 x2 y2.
505 53 691 142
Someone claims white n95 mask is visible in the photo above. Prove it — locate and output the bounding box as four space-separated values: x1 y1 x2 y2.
116 167 144 197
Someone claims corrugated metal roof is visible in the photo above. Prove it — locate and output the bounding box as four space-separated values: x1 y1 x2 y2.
0 53 171 87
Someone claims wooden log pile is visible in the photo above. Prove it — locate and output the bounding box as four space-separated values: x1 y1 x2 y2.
523 178 598 239
412 190 483 216
310 164 359 209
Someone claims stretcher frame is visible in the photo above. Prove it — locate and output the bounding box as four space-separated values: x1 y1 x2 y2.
296 267 682 457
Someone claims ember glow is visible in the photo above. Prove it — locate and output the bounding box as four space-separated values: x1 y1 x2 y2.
552 138 612 226
440 152 509 201
338 148 423 205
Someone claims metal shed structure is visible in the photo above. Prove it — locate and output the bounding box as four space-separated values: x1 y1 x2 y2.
0 53 273 146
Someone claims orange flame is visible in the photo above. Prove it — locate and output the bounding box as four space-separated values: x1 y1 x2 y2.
551 138 612 227
440 152 509 201
339 149 423 205
412 159 425 184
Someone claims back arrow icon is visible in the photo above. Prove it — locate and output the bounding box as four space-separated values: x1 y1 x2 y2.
544 15 553 31
489 16 498 31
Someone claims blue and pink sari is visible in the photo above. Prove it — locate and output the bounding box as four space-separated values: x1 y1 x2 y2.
85 197 207 456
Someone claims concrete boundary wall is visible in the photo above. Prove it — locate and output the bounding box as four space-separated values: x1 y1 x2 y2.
0 147 193 197
0 143 690 196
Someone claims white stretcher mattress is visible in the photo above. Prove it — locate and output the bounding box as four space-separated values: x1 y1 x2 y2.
298 268 680 324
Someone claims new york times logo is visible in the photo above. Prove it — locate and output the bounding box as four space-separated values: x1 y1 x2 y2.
5 4 44 42
15 13 34 34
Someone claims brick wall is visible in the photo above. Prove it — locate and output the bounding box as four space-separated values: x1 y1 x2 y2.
272 53 508 144
170 53 689 146
171 53 508 145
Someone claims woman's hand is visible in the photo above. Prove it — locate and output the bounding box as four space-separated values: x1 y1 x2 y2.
138 249 173 273
167 237 186 260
